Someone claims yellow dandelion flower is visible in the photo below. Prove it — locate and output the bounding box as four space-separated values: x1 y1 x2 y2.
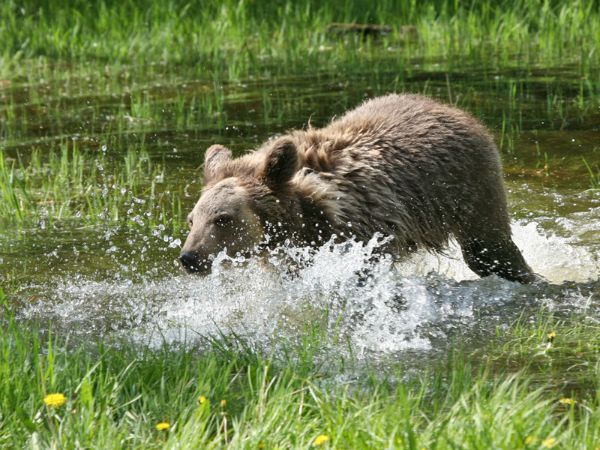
257 443 265 449
525 436 536 445
43 393 66 408
313 435 329 446
156 422 170 431
547 331 556 342
559 397 576 405
220 399 227 408
198 395 207 404
542 437 556 448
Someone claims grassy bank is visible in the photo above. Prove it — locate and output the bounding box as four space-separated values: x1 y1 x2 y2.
1 288 600 449
1 0 600 78
0 0 600 66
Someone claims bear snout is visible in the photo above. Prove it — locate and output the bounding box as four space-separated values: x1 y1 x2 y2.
179 251 211 274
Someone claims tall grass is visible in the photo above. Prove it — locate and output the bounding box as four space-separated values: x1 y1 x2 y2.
0 142 184 232
1 1 599 79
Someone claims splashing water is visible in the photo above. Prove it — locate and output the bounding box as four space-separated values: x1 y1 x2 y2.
17 213 599 363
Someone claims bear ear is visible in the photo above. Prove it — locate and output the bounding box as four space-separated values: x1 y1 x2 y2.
204 144 232 181
262 139 299 189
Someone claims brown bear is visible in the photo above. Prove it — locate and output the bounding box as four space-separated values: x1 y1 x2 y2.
180 94 535 283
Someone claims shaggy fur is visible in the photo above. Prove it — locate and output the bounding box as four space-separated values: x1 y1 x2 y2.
180 94 534 283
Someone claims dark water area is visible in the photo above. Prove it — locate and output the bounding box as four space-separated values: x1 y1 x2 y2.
0 58 598 366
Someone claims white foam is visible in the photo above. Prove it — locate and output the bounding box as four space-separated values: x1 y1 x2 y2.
398 220 599 283
514 221 599 282
18 218 599 359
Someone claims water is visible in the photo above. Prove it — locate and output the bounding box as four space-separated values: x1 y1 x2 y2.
1 61 599 369
13 216 599 362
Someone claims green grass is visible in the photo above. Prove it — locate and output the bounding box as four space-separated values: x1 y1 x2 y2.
0 142 184 232
1 1 599 448
583 157 600 189
1 0 600 78
2 288 600 449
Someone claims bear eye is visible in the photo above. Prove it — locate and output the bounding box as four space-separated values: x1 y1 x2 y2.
187 216 193 228
214 214 233 226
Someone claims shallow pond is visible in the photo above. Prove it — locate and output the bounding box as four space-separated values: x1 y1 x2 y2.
1 60 599 368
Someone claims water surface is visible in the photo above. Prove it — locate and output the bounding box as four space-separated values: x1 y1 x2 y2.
1 60 599 370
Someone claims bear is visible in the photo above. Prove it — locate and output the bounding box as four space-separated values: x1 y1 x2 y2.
179 93 535 283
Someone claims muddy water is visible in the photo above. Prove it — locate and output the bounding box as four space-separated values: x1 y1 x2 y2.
1 62 599 365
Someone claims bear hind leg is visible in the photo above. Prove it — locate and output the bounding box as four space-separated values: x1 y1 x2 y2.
458 235 535 284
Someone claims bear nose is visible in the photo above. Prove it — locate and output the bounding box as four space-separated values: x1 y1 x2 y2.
179 251 199 271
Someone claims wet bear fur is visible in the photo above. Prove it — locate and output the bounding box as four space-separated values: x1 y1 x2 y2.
180 93 534 283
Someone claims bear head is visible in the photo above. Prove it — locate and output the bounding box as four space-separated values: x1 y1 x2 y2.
179 139 299 274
